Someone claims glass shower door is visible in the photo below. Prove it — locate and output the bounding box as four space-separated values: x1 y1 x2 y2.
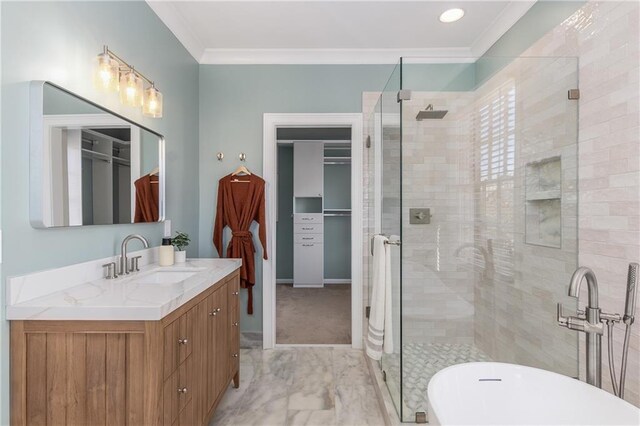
397 56 579 422
379 62 403 417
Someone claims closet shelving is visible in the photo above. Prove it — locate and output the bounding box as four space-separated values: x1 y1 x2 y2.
291 141 352 287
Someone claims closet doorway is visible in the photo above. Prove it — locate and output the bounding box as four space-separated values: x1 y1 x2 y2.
262 114 363 349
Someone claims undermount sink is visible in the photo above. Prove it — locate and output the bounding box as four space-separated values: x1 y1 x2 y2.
133 268 206 285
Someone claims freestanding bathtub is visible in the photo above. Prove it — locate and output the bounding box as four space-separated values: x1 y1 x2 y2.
428 362 640 425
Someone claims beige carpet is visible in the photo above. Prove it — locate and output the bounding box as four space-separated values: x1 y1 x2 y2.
276 284 351 344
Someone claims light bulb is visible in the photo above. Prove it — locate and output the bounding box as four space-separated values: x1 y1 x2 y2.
143 85 163 118
119 69 143 107
93 52 119 92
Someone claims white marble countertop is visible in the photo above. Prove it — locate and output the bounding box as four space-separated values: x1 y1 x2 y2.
6 258 241 321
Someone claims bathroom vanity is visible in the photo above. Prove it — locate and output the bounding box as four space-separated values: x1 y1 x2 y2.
8 257 241 426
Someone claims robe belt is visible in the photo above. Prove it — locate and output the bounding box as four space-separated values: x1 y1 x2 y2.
232 230 253 239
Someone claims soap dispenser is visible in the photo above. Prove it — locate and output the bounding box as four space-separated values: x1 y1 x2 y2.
159 237 175 266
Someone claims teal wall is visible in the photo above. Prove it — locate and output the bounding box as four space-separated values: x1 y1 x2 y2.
0 2 199 423
198 64 394 331
276 145 294 279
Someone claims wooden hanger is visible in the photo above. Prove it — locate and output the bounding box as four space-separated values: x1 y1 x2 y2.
232 165 251 176
231 165 251 182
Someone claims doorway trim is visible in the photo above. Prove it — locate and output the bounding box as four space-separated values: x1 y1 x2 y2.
262 113 363 349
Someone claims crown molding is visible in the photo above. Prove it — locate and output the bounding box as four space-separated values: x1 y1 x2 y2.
470 0 537 57
199 48 476 65
148 0 537 64
146 1 206 62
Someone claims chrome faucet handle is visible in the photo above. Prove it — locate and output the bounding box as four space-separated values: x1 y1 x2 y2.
557 303 604 334
130 256 142 272
557 303 569 327
600 311 622 323
102 262 118 279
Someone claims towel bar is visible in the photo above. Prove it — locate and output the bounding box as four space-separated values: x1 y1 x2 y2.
370 234 401 255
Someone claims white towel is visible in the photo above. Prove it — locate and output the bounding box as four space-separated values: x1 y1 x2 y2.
366 235 394 360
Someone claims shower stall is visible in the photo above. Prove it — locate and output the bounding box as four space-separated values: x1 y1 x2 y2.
365 56 580 422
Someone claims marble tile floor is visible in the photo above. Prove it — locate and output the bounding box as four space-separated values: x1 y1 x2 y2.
210 348 386 426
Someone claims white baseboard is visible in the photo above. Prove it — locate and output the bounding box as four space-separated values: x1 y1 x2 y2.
276 278 351 285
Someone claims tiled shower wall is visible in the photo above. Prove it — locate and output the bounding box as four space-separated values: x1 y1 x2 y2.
470 56 579 378
362 0 639 406
400 93 476 345
520 0 639 405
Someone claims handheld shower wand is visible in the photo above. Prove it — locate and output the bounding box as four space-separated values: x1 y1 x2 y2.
623 263 638 325
618 263 638 399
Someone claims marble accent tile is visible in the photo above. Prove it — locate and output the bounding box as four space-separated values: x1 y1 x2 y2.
335 385 386 426
286 410 337 426
213 348 385 426
232 375 289 426
252 349 298 384
209 363 255 425
288 375 335 411
332 349 373 387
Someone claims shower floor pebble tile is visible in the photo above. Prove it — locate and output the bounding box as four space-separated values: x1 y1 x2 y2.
210 348 385 426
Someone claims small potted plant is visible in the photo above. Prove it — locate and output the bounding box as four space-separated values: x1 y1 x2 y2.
172 231 190 263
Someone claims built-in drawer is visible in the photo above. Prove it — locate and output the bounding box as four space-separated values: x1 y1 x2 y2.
163 355 194 426
294 223 323 234
293 213 323 224
295 234 324 244
294 242 324 286
164 308 194 380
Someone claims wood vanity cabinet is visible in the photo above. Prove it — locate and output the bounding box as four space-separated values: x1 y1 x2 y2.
10 269 241 426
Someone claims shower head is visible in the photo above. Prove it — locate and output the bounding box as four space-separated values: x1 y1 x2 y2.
416 104 448 120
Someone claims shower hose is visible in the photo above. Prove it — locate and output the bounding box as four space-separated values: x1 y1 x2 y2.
605 319 633 398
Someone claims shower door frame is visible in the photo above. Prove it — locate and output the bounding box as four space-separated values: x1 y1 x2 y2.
262 113 364 349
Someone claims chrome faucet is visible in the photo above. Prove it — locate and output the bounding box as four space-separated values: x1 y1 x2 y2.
120 234 149 275
558 267 604 387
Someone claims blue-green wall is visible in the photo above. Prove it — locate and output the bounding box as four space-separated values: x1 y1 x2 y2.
198 64 395 331
276 145 294 279
0 2 199 423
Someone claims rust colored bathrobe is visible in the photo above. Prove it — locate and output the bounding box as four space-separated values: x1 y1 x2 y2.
134 174 159 223
213 173 268 314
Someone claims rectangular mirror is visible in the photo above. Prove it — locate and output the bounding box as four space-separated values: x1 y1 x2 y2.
30 81 165 228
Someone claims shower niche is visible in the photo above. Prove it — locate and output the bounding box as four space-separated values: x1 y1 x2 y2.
525 156 562 248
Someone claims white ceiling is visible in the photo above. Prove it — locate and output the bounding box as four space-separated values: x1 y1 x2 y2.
147 1 536 64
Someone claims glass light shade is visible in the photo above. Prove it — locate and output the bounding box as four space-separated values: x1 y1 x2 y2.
93 53 119 92
119 69 143 107
143 86 163 118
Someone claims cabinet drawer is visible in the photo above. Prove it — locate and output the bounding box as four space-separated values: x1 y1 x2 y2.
295 233 324 244
294 243 324 285
164 309 194 380
294 213 323 224
294 223 323 234
163 355 194 426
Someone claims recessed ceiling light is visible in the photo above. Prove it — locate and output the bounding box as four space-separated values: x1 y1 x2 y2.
439 8 465 23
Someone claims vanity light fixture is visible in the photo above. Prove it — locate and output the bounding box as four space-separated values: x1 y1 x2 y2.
439 8 465 23
92 45 163 118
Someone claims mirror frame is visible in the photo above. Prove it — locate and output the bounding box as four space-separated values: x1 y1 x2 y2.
29 80 166 228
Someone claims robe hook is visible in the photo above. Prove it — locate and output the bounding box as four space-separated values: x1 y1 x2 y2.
239 153 246 161
216 152 224 161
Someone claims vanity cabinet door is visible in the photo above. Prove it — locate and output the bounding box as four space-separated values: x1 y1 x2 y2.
163 355 194 426
164 309 194 380
204 283 229 414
